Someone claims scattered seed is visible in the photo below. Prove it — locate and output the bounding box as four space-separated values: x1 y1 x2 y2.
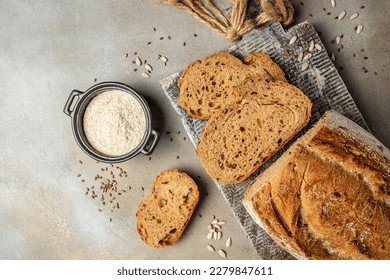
211 219 219 224
76 174 81 177
360 5 365 9
214 224 222 230
350 13 359 20
207 224 213 230
176 156 180 159
159 37 164 40
309 40 315 52
217 231 222 240
331 0 336 8
134 69 138 72
135 57 142 66
94 78 97 83
209 228 216 233
335 36 341 45
183 42 186 47
134 52 138 55
207 245 215 252
145 64 153 72
289 35 297 45
302 62 309 71
218 220 226 225
142 72 151 79
213 232 218 240
81 179 85 182
331 53 336 61
219 249 227 258
356 25 363 34
194 33 198 37
315 43 322 51
207 232 213 239
152 27 156 31
303 53 312 60
297 51 303 62
125 53 128 58
147 41 151 45
226 238 232 248
161 56 168 63
109 218 112 222
337 10 346 20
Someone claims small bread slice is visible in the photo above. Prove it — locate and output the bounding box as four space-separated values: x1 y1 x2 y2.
178 52 287 120
196 79 312 184
136 169 199 248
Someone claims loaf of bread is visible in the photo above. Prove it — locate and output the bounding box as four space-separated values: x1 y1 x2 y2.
243 110 390 259
178 52 287 120
136 169 199 248
196 78 312 184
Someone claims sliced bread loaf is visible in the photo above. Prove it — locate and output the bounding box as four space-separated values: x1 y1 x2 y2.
243 110 390 259
196 79 312 184
178 52 287 120
136 169 199 248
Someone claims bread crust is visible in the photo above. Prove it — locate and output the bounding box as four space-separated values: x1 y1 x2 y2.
136 169 199 248
243 110 390 259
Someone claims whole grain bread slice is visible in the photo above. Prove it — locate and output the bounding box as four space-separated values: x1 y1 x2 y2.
178 52 287 120
243 110 390 259
196 79 312 184
136 169 199 248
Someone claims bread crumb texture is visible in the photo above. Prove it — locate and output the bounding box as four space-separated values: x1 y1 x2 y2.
196 78 312 184
178 52 287 120
136 169 199 248
248 125 390 259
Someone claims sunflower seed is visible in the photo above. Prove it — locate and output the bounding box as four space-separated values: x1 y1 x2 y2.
356 25 363 34
302 62 309 71
217 231 222 240
214 224 222 230
337 10 346 20
350 13 358 20
145 63 153 72
335 36 341 45
207 245 215 252
315 43 323 51
211 219 219 224
331 0 336 8
289 35 297 45
135 57 142 66
309 40 315 52
297 51 303 62
209 228 216 233
207 224 213 230
161 56 168 63
141 72 150 79
303 53 312 60
219 249 227 258
213 232 218 240
207 232 213 239
217 221 226 225
226 238 232 248
156 54 161 60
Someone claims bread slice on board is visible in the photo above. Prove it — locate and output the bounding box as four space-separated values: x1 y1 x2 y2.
178 52 287 120
136 169 199 248
243 110 390 260
196 79 312 184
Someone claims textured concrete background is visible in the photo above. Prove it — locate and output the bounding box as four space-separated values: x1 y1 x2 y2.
0 0 388 259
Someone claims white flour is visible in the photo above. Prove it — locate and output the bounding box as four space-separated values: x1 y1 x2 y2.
83 89 146 156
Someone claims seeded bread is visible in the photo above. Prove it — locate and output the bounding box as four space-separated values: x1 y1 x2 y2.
243 110 390 259
136 169 199 248
178 52 287 120
196 79 312 184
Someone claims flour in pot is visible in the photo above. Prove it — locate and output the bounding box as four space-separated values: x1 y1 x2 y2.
83 90 146 156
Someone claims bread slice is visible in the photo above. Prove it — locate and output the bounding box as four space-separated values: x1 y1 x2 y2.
243 110 390 259
178 52 287 120
136 169 199 248
196 79 312 184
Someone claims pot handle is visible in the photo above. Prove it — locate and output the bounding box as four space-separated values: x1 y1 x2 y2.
63 90 84 117
140 129 160 156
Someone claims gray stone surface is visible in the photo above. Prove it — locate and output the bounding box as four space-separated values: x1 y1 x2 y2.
0 0 388 259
